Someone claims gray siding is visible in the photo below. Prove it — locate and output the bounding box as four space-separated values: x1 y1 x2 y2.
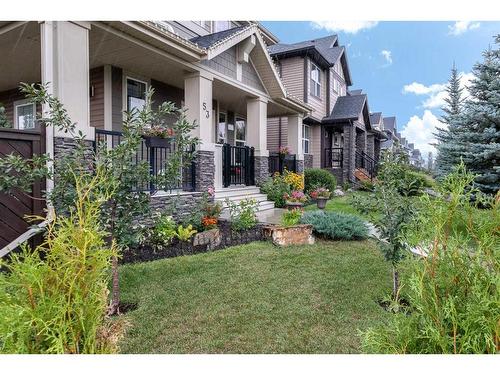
90 66 104 129
306 57 327 121
202 47 237 79
242 59 266 92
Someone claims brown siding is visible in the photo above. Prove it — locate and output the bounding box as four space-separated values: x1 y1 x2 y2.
306 58 327 121
111 67 123 131
151 79 184 124
90 67 104 129
267 116 288 153
279 57 304 101
311 124 321 168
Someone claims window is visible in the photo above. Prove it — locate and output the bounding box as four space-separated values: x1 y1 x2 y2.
217 112 227 144
14 100 35 130
302 124 310 154
310 63 321 98
235 117 246 146
333 78 340 94
334 62 342 75
214 21 231 33
126 77 147 112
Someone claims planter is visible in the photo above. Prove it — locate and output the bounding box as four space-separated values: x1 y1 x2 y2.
285 201 304 210
263 224 314 246
144 136 172 148
316 197 329 209
192 228 221 249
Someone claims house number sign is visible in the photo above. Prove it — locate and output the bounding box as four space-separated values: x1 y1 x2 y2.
202 102 210 118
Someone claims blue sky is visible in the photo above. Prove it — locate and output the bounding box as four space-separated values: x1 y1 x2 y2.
261 21 500 160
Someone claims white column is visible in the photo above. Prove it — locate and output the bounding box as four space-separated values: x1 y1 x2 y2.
40 21 92 139
287 114 304 160
184 71 214 151
246 97 268 157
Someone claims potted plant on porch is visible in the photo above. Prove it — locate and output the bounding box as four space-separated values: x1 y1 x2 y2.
143 125 175 148
309 187 331 209
283 190 308 209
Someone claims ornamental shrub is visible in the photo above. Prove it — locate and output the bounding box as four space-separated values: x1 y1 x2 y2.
362 164 500 354
304 168 337 193
301 210 368 240
283 170 304 191
260 174 291 208
281 208 302 227
225 198 259 231
0 172 125 354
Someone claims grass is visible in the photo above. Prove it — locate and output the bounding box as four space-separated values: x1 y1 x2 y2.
118 240 391 353
305 191 374 220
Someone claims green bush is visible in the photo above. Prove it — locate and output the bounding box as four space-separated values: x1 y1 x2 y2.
0 173 125 354
362 164 500 354
149 214 177 247
281 208 302 227
260 174 291 208
358 180 375 192
304 169 337 193
225 198 259 231
301 210 368 240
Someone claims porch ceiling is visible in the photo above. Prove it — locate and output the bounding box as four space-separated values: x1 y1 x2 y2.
0 22 40 91
89 24 195 90
212 79 252 114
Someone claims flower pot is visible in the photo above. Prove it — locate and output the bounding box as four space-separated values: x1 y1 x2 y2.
144 136 171 148
316 197 328 209
285 201 304 210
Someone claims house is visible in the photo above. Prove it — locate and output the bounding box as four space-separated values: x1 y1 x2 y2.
265 35 383 184
381 116 398 151
0 20 314 247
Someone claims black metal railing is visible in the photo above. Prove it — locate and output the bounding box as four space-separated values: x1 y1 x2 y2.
94 129 196 193
268 152 297 175
323 147 343 168
355 150 375 180
222 143 255 188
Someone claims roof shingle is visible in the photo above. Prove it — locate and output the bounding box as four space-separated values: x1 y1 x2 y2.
323 94 367 123
189 26 247 49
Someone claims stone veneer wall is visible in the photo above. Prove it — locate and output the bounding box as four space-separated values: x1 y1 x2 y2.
54 137 95 170
254 156 269 186
296 159 305 173
148 191 207 224
366 134 375 160
342 124 356 183
304 154 313 169
194 150 215 192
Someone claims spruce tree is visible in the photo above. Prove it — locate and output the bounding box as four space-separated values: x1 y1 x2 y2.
435 64 465 178
460 36 500 195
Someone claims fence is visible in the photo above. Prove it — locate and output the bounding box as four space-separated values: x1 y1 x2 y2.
268 153 297 175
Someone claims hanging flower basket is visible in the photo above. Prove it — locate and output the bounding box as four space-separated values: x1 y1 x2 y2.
144 136 172 148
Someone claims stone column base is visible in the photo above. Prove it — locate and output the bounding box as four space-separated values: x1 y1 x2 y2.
296 160 305 173
194 150 215 192
254 156 269 186
304 154 313 169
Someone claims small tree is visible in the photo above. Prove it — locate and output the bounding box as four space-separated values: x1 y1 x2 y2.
352 150 418 297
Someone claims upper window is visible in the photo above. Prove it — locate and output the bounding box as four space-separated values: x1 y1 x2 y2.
333 78 340 94
217 112 227 144
302 124 310 154
310 63 321 98
14 100 36 130
195 21 212 32
235 117 246 147
214 21 231 33
126 77 147 113
334 62 342 75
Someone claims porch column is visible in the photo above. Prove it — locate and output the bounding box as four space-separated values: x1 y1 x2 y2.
184 71 215 192
367 132 375 160
343 123 356 183
247 97 268 185
40 21 93 196
287 114 304 173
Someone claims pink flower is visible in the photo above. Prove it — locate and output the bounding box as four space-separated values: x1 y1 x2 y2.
207 186 215 197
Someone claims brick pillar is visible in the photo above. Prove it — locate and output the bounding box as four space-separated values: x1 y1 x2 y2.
356 129 367 154
367 133 375 160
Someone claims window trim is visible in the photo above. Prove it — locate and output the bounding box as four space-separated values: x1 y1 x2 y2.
14 99 36 130
302 124 310 154
310 62 322 98
124 75 149 113
217 111 227 144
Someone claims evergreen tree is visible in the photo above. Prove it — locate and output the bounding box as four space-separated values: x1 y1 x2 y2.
460 36 500 195
435 64 465 178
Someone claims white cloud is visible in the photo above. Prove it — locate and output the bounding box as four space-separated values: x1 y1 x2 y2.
402 72 474 109
380 50 393 66
448 21 481 36
311 21 378 34
401 110 443 159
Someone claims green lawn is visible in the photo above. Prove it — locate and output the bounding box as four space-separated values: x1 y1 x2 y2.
118 240 391 353
305 191 373 220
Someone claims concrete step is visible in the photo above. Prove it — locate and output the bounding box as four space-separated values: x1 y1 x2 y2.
215 193 269 205
215 185 275 213
214 186 261 199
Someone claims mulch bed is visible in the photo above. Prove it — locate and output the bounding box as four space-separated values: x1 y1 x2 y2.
121 220 266 264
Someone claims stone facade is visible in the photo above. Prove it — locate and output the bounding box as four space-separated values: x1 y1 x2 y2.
148 191 207 224
304 154 313 169
54 136 94 167
254 155 269 186
366 133 375 160
194 150 215 192
342 124 356 183
296 159 305 173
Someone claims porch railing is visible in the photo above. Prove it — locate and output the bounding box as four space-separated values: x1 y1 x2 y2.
268 152 297 175
222 143 255 187
94 129 196 193
323 147 343 168
355 150 376 180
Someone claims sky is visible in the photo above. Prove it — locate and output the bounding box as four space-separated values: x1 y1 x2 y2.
261 21 500 160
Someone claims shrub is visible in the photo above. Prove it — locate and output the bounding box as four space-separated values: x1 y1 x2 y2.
260 174 291 208
281 208 302 227
149 214 177 247
362 164 500 354
283 170 304 191
175 224 197 242
358 180 375 192
304 169 336 193
301 211 368 240
0 173 124 354
225 198 259 231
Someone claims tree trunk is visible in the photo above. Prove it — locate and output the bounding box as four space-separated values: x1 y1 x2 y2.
392 266 400 299
107 200 120 316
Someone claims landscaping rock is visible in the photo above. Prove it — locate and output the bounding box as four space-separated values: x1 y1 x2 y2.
193 228 221 249
263 224 315 246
